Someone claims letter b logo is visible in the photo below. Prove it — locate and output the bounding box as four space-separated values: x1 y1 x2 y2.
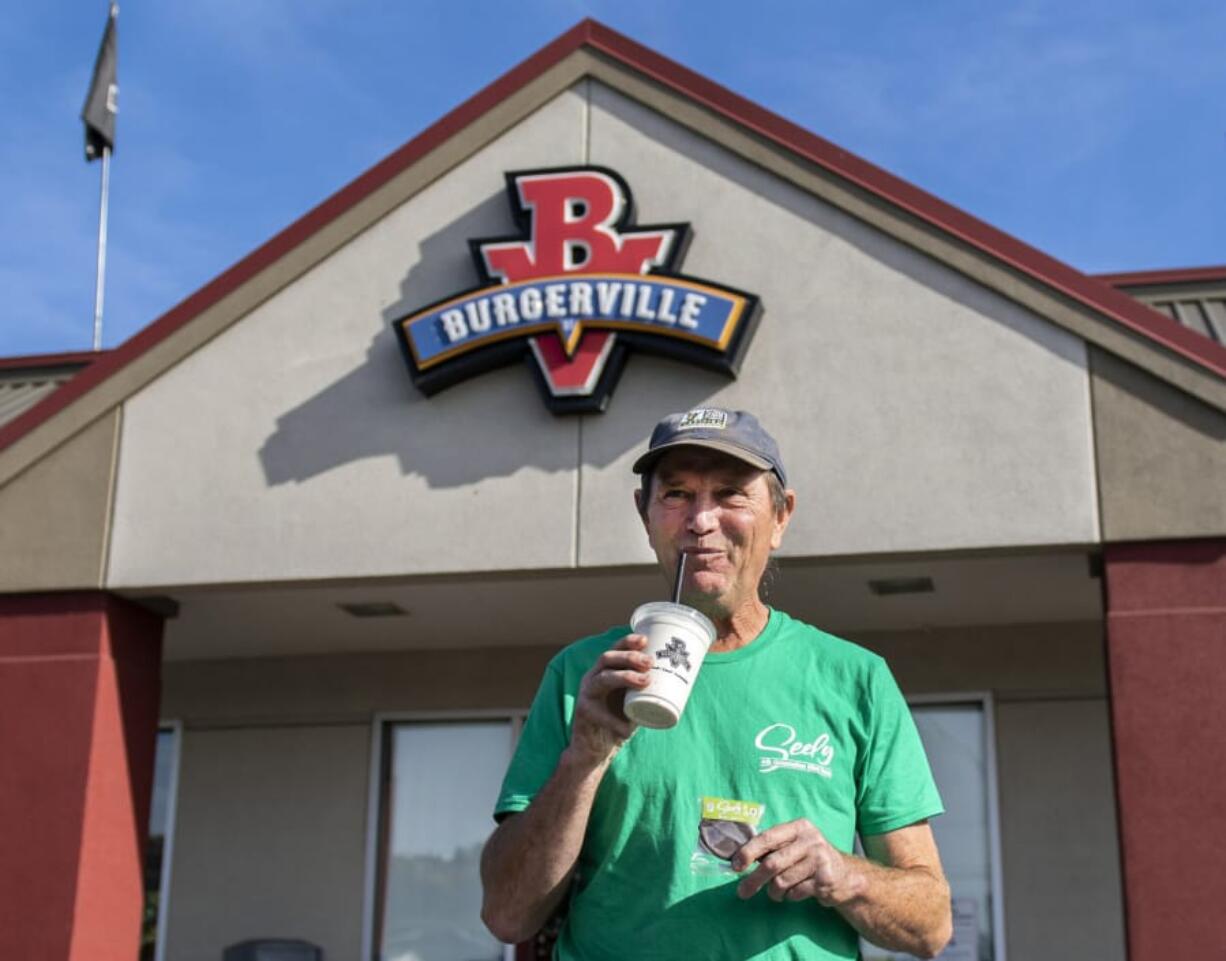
480 170 677 282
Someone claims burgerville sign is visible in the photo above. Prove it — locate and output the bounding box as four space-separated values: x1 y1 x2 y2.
392 167 762 413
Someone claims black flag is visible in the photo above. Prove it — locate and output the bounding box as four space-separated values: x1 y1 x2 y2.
81 5 118 161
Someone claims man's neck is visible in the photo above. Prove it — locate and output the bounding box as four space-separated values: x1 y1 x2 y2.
708 597 771 653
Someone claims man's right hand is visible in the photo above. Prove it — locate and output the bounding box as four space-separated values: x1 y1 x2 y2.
567 633 652 767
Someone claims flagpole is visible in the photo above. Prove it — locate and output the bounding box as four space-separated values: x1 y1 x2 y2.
92 145 111 351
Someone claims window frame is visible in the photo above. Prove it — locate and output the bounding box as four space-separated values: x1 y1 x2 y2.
362 710 526 961
904 692 1008 961
148 720 183 961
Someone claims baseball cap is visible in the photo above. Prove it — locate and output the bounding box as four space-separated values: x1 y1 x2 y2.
632 408 787 487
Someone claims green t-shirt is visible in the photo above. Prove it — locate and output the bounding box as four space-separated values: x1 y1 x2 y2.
495 608 943 961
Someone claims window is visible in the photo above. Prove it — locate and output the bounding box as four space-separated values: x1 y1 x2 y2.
862 698 1005 961
371 702 1004 961
373 719 517 961
142 724 181 961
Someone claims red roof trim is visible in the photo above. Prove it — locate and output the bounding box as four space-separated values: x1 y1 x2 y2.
1 19 1221 456
1095 265 1226 288
0 350 108 372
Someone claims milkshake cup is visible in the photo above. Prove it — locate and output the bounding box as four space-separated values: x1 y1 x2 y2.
623 601 716 729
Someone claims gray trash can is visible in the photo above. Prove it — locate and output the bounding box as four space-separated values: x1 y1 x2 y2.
222 940 322 961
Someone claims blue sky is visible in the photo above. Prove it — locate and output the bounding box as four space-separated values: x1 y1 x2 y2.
2 1 1223 356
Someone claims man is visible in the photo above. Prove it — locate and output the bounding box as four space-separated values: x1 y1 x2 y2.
481 408 951 960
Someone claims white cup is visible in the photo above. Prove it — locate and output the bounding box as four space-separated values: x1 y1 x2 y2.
623 601 717 729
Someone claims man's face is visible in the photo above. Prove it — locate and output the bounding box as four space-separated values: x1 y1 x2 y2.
637 447 794 620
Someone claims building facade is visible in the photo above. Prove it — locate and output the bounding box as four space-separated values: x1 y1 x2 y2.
1 20 1223 961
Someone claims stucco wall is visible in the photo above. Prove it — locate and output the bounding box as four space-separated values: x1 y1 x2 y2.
164 724 370 961
995 699 1126 961
0 410 118 591
1090 347 1226 541
107 79 1098 589
160 646 555 724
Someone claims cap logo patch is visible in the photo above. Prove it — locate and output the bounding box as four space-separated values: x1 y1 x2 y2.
678 409 728 430
392 166 763 414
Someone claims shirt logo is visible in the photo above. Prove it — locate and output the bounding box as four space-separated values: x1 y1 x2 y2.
392 166 762 414
754 722 836 778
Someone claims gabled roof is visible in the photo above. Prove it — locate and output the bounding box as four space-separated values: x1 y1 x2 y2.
0 351 104 429
2 19 1223 481
1097 265 1226 288
1096 266 1226 346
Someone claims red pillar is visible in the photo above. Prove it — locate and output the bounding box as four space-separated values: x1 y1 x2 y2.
1104 540 1226 959
0 593 163 961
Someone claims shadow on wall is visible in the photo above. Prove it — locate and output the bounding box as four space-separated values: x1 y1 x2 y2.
256 189 726 490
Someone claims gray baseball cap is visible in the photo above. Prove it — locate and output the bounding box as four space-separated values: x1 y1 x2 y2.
632 408 787 487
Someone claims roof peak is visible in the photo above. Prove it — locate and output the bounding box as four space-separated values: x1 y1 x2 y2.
1 18 1222 463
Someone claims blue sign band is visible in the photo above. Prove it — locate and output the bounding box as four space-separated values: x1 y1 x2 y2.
402 274 748 369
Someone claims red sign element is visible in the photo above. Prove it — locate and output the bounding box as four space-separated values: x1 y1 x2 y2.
481 171 675 279
476 170 681 397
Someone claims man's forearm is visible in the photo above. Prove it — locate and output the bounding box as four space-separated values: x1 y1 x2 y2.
482 632 648 943
829 855 951 960
479 748 611 944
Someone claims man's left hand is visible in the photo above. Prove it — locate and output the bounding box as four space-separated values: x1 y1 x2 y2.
733 819 863 906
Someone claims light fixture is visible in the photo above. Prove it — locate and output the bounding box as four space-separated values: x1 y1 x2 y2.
338 601 408 618
132 595 180 618
868 577 935 596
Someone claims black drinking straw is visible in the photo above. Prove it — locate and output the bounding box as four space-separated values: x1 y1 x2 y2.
671 550 687 604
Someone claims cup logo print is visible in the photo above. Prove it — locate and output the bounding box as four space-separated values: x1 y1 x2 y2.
656 636 693 673
392 166 763 414
754 722 836 778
